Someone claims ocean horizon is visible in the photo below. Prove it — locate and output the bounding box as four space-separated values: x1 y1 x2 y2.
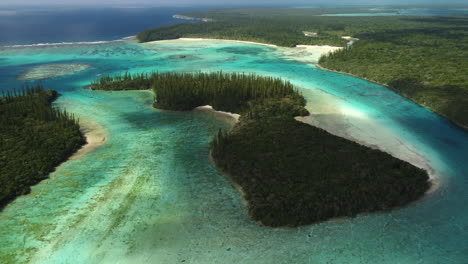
3 6 468 46
0 7 201 46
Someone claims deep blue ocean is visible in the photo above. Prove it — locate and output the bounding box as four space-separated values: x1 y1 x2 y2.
2 6 468 46
0 7 196 46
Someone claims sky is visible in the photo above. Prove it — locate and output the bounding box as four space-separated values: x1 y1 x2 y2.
1 0 467 7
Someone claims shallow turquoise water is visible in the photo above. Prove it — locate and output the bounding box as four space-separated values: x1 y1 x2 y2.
0 40 467 263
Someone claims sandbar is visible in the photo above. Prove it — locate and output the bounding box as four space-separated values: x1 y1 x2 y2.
69 119 107 160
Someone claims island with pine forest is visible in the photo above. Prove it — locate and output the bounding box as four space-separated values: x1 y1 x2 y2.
91 71 430 227
0 86 85 208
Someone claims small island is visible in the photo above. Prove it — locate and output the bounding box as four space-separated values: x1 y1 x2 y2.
0 86 85 208
92 71 429 227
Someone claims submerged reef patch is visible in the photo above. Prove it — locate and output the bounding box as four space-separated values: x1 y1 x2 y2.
17 63 92 81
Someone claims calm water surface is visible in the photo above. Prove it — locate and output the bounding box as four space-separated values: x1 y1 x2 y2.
0 7 198 46
0 38 467 263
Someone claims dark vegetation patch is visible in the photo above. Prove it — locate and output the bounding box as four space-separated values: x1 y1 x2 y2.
0 86 85 208
92 71 429 227
138 8 468 128
212 117 429 226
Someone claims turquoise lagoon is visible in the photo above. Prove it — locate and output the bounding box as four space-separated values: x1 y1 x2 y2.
0 39 467 263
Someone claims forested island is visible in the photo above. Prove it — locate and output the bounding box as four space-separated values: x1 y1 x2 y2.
0 86 85 208
92 72 429 227
137 8 468 129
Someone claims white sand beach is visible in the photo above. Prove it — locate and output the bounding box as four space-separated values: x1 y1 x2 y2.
178 37 279 47
194 105 240 124
146 37 344 65
277 44 342 64
69 119 107 160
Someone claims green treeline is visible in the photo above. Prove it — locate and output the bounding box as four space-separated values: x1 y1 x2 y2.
137 21 347 47
137 9 351 47
92 71 429 227
318 16 468 128
0 86 85 208
137 8 468 128
212 117 429 226
92 72 152 91
92 72 308 116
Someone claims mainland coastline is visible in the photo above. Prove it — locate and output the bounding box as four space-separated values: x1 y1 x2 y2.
315 63 468 131
139 9 468 131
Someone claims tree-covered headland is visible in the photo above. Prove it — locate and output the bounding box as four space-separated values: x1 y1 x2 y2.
92 72 308 116
92 72 429 227
0 86 85 208
137 8 468 129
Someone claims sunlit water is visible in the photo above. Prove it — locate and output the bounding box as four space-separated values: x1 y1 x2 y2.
0 39 467 264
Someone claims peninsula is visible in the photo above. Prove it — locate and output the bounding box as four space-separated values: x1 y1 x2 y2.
0 86 85 208
91 71 429 227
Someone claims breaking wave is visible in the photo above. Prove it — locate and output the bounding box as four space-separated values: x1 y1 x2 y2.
2 36 135 48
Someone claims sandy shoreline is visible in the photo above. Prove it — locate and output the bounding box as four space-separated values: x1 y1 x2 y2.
294 88 441 195
297 114 441 194
149 37 343 51
147 37 440 195
316 64 468 132
279 45 342 64
145 38 343 64
69 119 107 160
208 107 440 227
194 105 240 124
176 37 279 47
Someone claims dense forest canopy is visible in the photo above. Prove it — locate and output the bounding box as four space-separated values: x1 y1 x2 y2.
212 116 429 226
0 86 85 208
137 8 468 128
92 71 308 117
92 71 429 227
